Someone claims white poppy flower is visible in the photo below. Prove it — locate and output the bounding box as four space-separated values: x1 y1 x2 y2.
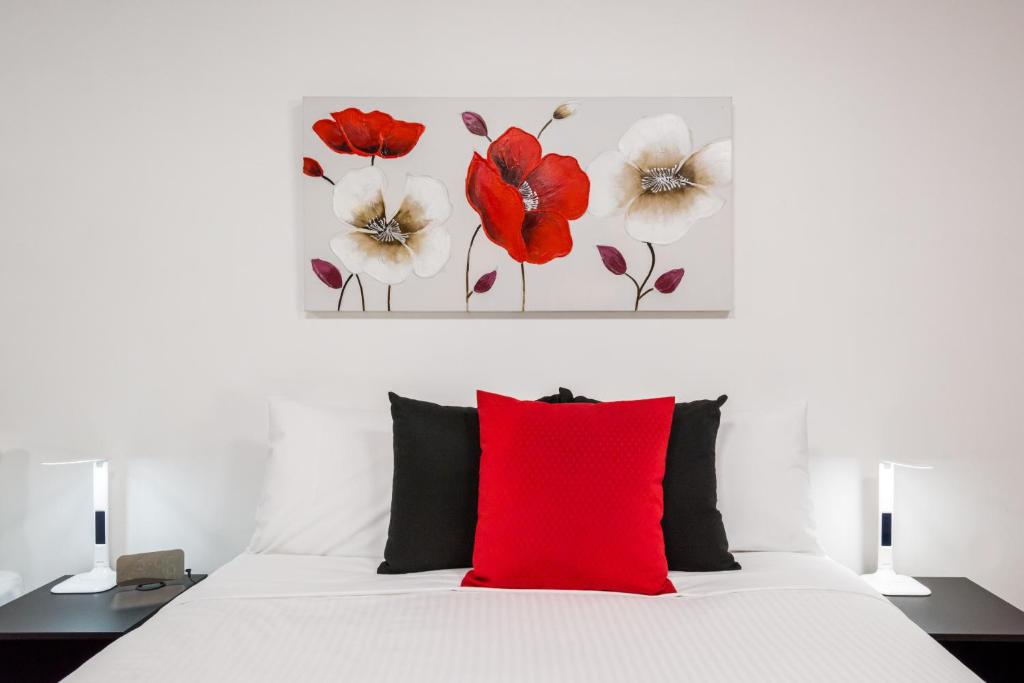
329 166 453 285
588 114 732 245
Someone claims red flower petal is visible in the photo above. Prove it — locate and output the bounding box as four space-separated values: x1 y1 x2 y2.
488 127 542 187
524 154 590 220
333 108 394 156
312 119 353 154
654 268 685 294
596 245 628 275
522 211 573 265
311 258 343 289
302 157 324 177
379 120 425 158
466 153 528 262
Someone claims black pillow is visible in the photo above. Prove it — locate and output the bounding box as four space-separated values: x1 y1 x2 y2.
378 390 568 574
552 389 740 572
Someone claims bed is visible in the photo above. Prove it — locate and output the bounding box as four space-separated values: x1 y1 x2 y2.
66 550 977 682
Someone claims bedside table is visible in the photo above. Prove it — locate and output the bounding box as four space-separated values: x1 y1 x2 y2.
0 573 206 683
888 577 1024 683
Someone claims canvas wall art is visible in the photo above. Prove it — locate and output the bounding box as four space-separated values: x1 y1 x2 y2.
302 97 733 313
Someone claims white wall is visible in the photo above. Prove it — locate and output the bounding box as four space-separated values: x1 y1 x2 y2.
1 0 1022 607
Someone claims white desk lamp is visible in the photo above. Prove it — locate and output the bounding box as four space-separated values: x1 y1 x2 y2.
41 458 117 594
861 461 933 596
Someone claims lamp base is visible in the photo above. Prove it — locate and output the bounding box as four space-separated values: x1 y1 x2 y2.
51 566 117 594
861 569 931 596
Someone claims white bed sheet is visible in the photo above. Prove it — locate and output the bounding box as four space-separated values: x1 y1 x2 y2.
67 552 977 682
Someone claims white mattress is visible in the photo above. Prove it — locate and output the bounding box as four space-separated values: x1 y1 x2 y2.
66 552 977 682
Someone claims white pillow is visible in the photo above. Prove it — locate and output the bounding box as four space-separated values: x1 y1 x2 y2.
716 401 823 553
248 398 393 557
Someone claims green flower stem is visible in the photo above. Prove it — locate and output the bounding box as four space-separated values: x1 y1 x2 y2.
464 224 482 311
634 242 656 311
337 274 354 311
356 275 365 311
520 262 526 312
537 118 553 139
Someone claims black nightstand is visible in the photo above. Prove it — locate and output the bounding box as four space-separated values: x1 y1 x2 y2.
888 577 1024 683
0 573 206 683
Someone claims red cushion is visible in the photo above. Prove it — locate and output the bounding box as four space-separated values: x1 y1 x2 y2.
462 391 676 595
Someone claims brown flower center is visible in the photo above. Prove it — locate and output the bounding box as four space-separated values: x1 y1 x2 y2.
518 181 540 211
366 216 407 244
641 167 690 194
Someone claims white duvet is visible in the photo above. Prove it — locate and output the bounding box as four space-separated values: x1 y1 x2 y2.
66 552 977 682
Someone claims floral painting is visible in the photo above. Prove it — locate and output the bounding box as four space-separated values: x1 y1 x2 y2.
303 98 732 313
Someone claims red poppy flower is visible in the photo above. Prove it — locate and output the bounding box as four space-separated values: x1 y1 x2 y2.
466 128 589 264
312 108 425 158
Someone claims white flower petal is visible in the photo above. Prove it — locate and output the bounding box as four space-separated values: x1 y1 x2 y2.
617 114 692 170
407 225 451 278
394 174 452 233
330 230 413 285
329 231 369 273
333 166 387 227
586 150 643 217
682 139 732 189
625 186 725 245
362 247 414 285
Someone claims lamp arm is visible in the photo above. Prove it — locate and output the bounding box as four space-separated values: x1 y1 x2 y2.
93 461 110 569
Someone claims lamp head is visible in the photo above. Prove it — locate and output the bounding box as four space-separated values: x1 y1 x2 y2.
41 458 107 466
881 460 933 470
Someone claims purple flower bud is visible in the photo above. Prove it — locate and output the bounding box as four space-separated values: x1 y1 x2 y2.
311 258 343 289
596 245 628 276
473 270 497 294
654 268 685 294
461 111 489 138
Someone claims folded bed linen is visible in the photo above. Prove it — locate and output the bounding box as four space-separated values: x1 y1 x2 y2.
66 552 977 682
